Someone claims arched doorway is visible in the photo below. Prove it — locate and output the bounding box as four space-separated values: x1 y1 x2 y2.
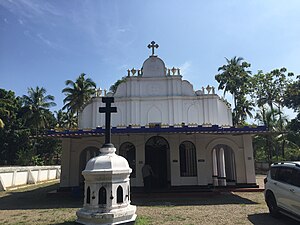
145 136 170 189
212 144 236 186
79 147 99 186
119 142 136 178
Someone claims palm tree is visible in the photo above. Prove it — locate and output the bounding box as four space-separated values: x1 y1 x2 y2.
62 73 96 117
215 56 252 125
22 86 56 133
235 95 254 125
55 109 78 129
64 111 78 129
54 109 65 129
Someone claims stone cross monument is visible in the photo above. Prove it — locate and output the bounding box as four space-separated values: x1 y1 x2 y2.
99 97 117 148
76 97 136 225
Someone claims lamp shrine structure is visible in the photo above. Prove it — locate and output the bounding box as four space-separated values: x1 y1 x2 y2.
76 97 136 225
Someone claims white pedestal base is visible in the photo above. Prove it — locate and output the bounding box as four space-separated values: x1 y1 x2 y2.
76 205 137 225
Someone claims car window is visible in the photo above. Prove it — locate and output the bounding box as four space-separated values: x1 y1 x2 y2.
270 167 277 179
277 167 294 185
292 169 300 187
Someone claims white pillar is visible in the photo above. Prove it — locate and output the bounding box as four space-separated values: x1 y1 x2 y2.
212 149 218 186
218 147 227 186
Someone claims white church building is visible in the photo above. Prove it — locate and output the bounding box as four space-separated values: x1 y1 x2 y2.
50 42 266 191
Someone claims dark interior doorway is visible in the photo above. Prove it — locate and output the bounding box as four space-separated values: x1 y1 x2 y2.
145 136 169 189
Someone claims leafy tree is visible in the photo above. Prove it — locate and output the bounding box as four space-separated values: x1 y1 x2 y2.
254 107 299 162
252 68 294 159
284 75 300 111
252 68 293 117
36 137 62 165
0 87 61 166
289 114 300 135
215 56 252 125
0 89 29 165
62 73 96 117
284 76 300 160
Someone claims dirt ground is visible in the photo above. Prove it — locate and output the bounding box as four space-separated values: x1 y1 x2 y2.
0 177 298 225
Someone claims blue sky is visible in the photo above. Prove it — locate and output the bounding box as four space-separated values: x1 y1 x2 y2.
1 0 300 117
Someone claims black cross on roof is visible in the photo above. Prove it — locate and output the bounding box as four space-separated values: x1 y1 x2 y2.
148 41 159 56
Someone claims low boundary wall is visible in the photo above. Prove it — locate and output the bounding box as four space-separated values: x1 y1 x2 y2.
255 162 270 173
0 165 61 191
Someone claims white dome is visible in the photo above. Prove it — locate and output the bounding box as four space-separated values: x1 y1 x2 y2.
83 147 131 173
142 56 166 77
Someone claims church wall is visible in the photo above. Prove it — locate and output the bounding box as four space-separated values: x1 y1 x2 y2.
169 134 180 186
203 98 210 124
60 139 71 187
242 135 256 184
80 103 93 129
195 135 210 185
79 95 232 129
209 98 219 125
68 139 78 187
94 98 101 127
217 99 233 126
60 132 255 189
181 80 194 96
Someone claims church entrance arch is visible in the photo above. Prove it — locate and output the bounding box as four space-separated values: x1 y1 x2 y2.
79 147 99 186
145 136 170 189
211 144 236 186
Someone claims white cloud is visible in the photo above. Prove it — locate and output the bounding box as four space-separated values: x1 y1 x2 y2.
180 61 192 75
0 0 62 19
36 33 55 48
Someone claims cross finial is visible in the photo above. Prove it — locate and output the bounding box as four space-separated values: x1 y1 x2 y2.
99 97 117 148
148 41 159 56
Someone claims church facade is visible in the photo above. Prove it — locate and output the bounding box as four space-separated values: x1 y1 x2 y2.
55 42 266 190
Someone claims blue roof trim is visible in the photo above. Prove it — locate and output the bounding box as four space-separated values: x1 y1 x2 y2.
46 125 267 137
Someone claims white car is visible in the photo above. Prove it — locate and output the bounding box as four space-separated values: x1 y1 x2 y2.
264 162 300 221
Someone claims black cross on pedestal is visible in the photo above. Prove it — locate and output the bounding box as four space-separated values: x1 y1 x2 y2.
148 41 159 56
99 97 117 148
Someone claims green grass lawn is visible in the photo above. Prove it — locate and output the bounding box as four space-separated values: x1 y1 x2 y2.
0 181 298 225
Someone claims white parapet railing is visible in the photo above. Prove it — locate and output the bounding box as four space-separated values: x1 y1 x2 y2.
0 165 61 191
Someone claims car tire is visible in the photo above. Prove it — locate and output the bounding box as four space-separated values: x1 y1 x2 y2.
266 193 280 218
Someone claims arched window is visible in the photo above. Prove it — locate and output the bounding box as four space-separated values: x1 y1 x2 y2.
117 186 123 204
86 186 91 204
179 141 197 177
119 142 136 178
98 187 106 204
